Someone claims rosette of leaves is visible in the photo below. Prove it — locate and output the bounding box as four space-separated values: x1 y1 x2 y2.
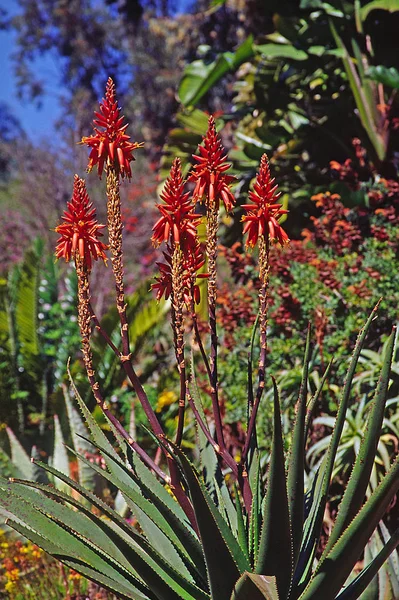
0 309 398 600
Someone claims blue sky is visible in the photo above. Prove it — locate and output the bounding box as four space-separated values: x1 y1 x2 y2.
0 0 192 142
0 0 63 141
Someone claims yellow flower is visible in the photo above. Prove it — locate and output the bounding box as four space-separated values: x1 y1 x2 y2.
5 580 16 593
155 390 177 412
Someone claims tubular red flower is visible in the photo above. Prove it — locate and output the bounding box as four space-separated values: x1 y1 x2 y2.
152 158 201 252
189 116 236 212
242 154 289 248
81 77 143 179
55 175 108 271
152 243 208 305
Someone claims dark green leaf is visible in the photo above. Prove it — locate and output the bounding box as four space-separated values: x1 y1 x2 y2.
256 379 292 600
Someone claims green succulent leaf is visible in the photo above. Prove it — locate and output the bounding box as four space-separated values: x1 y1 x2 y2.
6 427 33 480
231 572 279 600
287 324 311 566
296 304 381 590
256 379 292 600
299 455 399 599
335 527 399 600
6 518 149 600
170 444 247 600
322 327 396 555
51 414 70 492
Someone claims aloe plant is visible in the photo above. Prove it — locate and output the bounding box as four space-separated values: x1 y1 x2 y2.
1 82 398 600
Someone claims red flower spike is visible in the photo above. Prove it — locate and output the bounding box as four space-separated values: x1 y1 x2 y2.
152 158 201 252
81 77 143 179
242 154 289 248
189 115 236 212
55 175 108 271
151 243 208 305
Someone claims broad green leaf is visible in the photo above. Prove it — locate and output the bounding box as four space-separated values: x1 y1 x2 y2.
330 22 386 160
360 0 399 20
231 572 279 600
366 65 399 89
256 380 292 600
178 36 254 106
255 43 308 61
15 246 40 359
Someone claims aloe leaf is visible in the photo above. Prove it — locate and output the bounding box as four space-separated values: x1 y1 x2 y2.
8 480 141 576
8 468 208 600
170 444 246 600
51 414 70 492
334 528 399 600
323 327 396 556
296 305 381 590
299 455 399 599
0 483 146 591
294 457 327 592
256 379 292 600
231 572 279 600
189 361 237 531
304 359 333 436
30 446 49 485
65 444 202 584
6 519 149 600
80 432 206 579
67 364 119 461
234 482 249 565
379 520 399 597
248 451 261 566
287 325 311 566
6 427 33 480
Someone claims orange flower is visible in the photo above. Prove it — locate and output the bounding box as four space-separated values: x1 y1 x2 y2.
242 154 289 248
55 175 108 271
189 115 236 211
81 77 143 178
152 158 201 251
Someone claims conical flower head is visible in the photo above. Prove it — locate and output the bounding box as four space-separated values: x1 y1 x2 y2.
189 116 236 212
152 158 201 251
242 154 289 248
81 77 143 179
55 175 108 271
